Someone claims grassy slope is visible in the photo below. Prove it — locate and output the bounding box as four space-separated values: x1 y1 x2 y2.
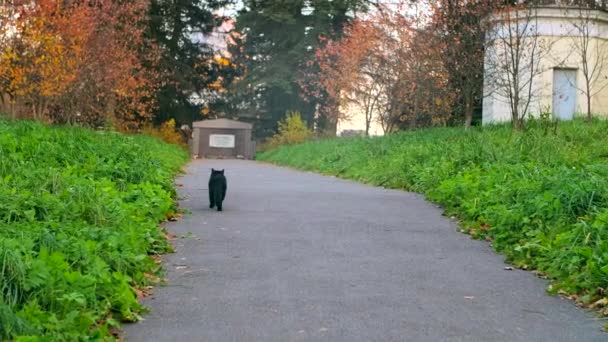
0 120 189 340
259 120 608 313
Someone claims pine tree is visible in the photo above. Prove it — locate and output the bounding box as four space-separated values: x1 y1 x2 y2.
223 0 368 139
147 0 231 126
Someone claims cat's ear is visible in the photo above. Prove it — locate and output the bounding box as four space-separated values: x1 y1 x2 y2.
211 168 216 172
220 169 224 174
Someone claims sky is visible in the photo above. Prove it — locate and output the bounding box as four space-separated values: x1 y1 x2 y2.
214 1 243 18
205 0 429 53
214 1 428 18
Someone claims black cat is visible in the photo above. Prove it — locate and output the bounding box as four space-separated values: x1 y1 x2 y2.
208 168 227 211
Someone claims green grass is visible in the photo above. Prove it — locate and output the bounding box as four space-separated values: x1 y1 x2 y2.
259 120 608 313
0 119 189 340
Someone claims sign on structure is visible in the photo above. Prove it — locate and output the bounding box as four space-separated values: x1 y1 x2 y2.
209 134 235 148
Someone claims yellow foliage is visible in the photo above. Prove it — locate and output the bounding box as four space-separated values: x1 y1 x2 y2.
208 79 223 90
142 119 186 147
214 56 231 67
0 4 87 116
267 111 313 149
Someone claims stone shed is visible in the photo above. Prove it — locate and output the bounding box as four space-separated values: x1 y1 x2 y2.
191 119 255 159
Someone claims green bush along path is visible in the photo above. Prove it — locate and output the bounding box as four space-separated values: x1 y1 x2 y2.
0 120 188 340
259 120 608 315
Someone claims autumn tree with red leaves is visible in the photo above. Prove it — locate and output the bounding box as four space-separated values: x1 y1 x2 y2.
307 3 455 133
429 0 500 128
385 7 455 130
302 1 518 132
0 0 159 130
306 21 386 136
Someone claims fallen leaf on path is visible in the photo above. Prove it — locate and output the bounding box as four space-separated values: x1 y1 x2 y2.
175 265 188 270
504 267 513 271
590 298 608 309
109 327 122 341
134 286 154 299
181 232 197 239
165 212 179 221
144 272 163 284
464 296 475 300
164 232 177 240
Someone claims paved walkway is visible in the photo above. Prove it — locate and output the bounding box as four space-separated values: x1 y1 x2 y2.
124 160 605 342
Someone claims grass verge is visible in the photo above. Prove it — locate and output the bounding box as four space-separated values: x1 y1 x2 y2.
0 119 189 340
259 120 608 315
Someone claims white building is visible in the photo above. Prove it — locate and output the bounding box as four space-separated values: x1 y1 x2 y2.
483 6 608 123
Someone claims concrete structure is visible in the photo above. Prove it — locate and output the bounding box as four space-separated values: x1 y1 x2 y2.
483 6 608 124
191 119 255 159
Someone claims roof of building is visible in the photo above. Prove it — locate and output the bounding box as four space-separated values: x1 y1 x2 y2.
193 118 253 129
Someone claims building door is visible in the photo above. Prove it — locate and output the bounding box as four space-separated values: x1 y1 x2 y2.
552 69 576 120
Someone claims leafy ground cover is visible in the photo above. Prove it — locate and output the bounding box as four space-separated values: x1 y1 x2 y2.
0 120 188 340
259 120 608 316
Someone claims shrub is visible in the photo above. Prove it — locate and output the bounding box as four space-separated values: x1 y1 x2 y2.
266 111 313 148
142 119 187 147
258 120 608 315
0 119 188 340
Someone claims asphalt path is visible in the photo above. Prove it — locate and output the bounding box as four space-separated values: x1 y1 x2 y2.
125 159 605 342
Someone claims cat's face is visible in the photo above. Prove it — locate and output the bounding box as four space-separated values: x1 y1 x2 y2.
211 168 224 175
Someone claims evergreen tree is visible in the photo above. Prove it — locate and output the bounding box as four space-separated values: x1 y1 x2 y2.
221 0 368 139
147 0 233 126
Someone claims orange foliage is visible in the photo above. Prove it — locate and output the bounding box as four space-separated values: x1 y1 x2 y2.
142 119 187 147
308 4 455 132
0 0 159 129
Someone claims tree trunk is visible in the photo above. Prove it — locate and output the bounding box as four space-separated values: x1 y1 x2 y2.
512 92 522 131
409 98 418 129
514 116 524 131
587 91 592 122
316 111 337 136
408 114 417 129
464 92 473 129
326 116 338 136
